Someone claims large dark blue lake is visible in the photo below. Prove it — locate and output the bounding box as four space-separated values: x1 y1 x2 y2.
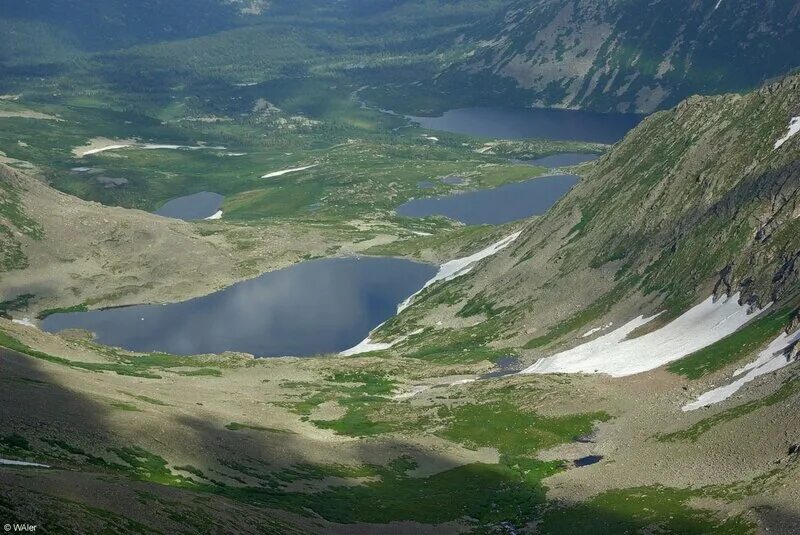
407 107 641 143
396 174 579 225
41 257 436 357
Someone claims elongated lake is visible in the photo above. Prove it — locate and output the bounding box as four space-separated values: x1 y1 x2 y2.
407 107 641 143
397 174 579 225
41 257 436 357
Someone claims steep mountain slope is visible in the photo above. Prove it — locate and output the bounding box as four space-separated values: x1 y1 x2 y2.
387 73 800 366
377 0 800 114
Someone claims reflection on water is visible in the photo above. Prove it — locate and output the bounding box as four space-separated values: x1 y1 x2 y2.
396 174 579 225
42 257 437 357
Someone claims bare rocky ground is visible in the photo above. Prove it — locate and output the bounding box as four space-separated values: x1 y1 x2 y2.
2 314 799 533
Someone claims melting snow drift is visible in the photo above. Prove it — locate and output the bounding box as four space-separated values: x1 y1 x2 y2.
12 317 36 328
774 116 800 150
0 458 49 468
204 210 223 220
261 165 318 179
521 294 767 378
76 141 227 157
398 231 522 313
341 231 521 355
683 329 800 411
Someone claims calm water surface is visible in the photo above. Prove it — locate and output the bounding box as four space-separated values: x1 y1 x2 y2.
155 192 224 220
42 257 436 357
397 174 579 225
407 107 641 143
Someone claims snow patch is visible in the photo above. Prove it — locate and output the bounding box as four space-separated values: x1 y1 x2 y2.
11 317 36 328
521 294 767 378
683 329 800 411
77 142 227 157
340 328 424 357
774 116 800 150
342 232 521 355
261 164 318 179
393 385 432 400
203 210 223 220
339 338 393 356
0 458 49 468
140 144 226 151
81 144 133 156
398 231 522 312
449 378 476 386
713 0 723 10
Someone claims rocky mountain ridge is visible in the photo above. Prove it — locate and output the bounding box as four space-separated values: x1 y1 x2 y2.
391 73 800 358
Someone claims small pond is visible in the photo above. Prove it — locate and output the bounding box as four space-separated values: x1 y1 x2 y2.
574 455 604 467
154 192 224 221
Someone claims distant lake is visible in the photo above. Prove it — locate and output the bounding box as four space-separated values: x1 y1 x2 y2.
527 152 601 168
155 192 224 220
41 257 436 357
396 174 579 225
407 107 641 143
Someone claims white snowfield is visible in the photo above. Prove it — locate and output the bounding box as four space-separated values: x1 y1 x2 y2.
261 164 318 179
774 116 800 150
398 231 522 313
521 294 768 378
11 317 36 328
204 210 223 220
341 231 521 356
0 458 49 468
683 329 800 411
81 144 133 156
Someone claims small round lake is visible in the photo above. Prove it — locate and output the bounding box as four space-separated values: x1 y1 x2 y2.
396 174 579 225
154 192 224 221
406 107 641 143
41 257 437 357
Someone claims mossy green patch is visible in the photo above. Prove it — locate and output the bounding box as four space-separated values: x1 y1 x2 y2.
439 401 610 461
36 303 89 320
538 486 754 535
